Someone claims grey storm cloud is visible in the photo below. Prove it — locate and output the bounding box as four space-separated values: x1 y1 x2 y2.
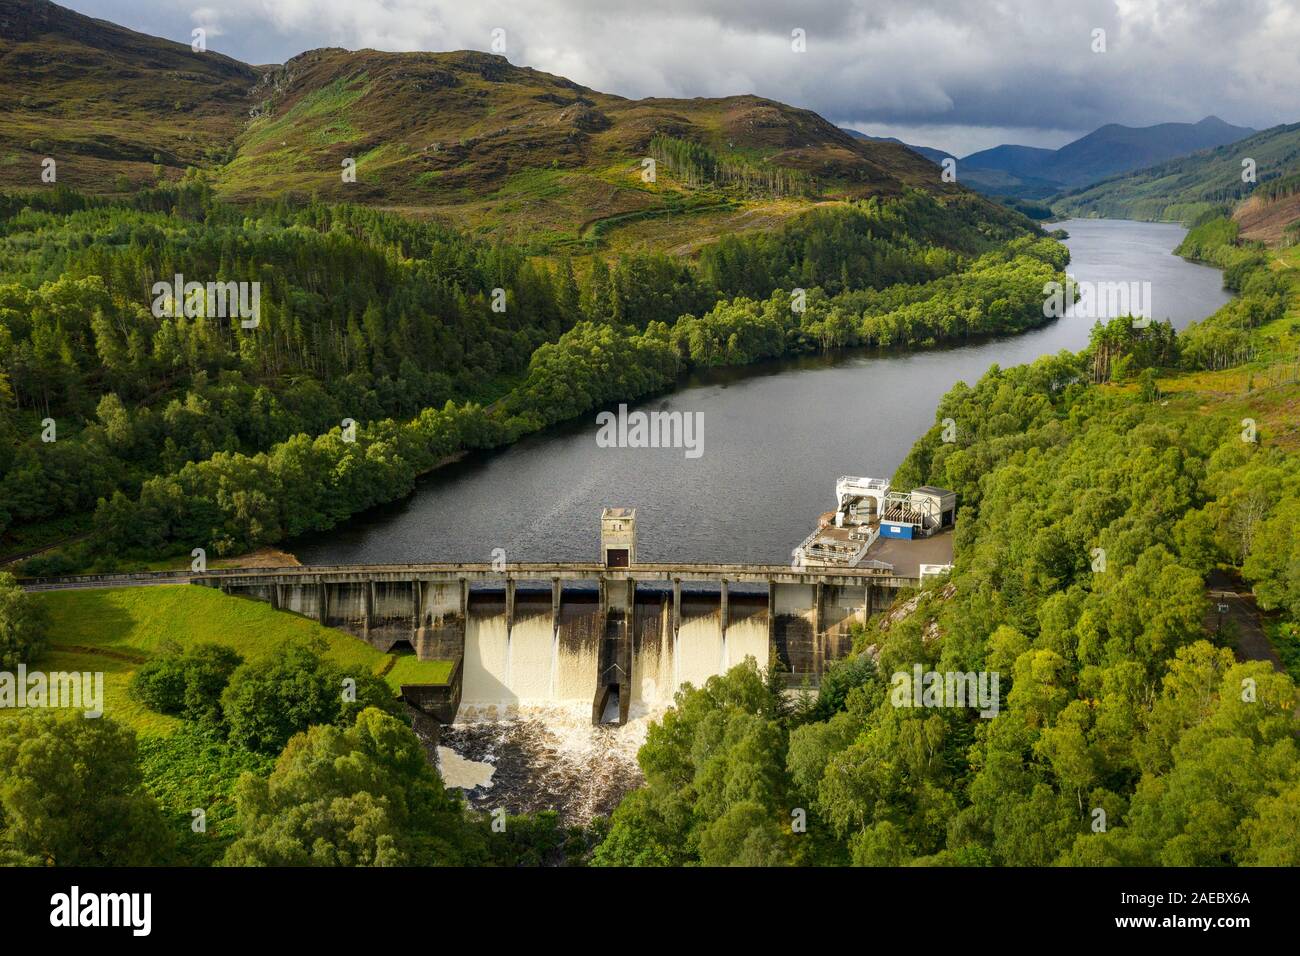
69 0 1300 154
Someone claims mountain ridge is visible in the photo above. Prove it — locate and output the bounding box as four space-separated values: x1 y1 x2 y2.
0 0 259 185
957 116 1257 199
840 129 951 165
1052 121 1300 227
1 0 991 250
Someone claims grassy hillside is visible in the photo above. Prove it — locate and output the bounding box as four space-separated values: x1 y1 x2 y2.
0 0 259 191
1053 122 1300 223
10 585 451 736
219 47 964 246
3 582 452 865
0 1 995 253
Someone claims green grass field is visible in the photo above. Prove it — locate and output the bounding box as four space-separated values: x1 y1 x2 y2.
13 585 454 736
386 654 454 685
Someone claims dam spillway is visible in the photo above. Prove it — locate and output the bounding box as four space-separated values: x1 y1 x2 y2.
186 561 914 724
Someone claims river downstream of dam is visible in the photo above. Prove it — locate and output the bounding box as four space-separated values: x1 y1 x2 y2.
294 219 1232 824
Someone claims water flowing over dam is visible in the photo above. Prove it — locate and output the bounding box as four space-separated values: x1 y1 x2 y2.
435 584 782 823
190 561 911 725
172 554 911 821
456 586 775 715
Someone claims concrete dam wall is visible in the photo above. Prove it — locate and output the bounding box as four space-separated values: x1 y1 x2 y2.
191 563 913 724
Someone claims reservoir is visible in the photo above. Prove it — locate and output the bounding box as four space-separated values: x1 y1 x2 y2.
296 218 1232 822
294 219 1231 567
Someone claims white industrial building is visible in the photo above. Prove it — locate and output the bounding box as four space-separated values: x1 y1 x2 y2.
794 477 956 567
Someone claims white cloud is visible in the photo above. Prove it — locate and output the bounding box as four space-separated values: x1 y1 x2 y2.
189 5 224 37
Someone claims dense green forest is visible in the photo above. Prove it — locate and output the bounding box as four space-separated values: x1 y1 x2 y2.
0 567 594 866
4 217 1293 868
592 264 1300 864
3 191 1297 869
1174 214 1292 370
0 181 1060 567
0 700 587 866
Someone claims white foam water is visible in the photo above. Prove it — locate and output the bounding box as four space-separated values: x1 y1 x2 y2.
436 701 665 825
436 745 496 790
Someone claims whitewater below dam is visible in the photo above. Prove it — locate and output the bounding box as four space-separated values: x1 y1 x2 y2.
430 586 773 824
436 705 653 824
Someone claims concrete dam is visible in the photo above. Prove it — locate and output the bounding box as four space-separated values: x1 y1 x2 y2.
189 558 914 725
26 509 927 726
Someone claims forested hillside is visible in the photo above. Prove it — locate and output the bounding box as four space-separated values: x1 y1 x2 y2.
0 181 1058 566
0 0 1051 577
591 215 1300 867
1053 122 1300 223
3 196 1294 872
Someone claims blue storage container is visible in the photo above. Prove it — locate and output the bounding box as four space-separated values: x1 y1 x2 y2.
881 521 914 540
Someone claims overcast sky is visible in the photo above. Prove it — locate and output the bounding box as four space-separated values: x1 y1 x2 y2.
70 0 1299 155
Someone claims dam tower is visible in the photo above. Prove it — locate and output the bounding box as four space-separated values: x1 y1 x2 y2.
600 507 636 568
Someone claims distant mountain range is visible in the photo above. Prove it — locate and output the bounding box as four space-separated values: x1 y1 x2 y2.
843 116 1300 235
844 117 1258 200
1052 121 1300 227
980 117 1257 195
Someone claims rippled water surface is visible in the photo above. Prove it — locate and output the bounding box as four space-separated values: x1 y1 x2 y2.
294 219 1230 567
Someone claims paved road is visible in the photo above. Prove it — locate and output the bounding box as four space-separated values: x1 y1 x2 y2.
1205 569 1284 672
21 572 193 593
0 533 92 569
